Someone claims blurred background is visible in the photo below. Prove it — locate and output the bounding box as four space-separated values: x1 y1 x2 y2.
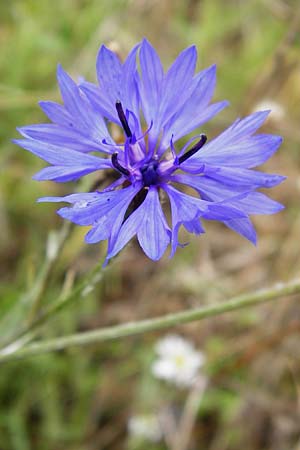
1 0 300 449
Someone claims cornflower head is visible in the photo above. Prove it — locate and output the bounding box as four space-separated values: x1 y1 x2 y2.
14 39 285 263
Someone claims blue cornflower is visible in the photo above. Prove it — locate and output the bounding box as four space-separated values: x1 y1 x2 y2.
14 40 285 263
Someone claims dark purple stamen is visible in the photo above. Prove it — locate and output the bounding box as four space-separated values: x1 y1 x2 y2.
178 134 207 165
111 153 130 176
116 101 132 138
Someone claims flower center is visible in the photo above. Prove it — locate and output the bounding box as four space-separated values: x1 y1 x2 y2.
141 160 159 187
111 101 208 186
174 355 186 368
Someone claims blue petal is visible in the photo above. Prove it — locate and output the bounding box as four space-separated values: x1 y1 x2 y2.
163 184 245 256
85 185 141 244
39 185 141 247
79 81 118 123
148 46 197 148
106 206 143 260
163 184 207 256
226 192 284 215
199 134 282 168
39 101 73 127
17 124 113 154
57 186 139 225
201 165 286 188
203 204 246 220
210 110 271 145
107 187 171 261
186 111 282 168
137 188 171 260
13 139 111 167
223 217 257 244
139 39 163 126
173 172 283 216
172 174 248 201
159 46 197 124
38 192 100 203
33 166 99 182
121 44 140 118
160 65 228 148
96 43 140 123
172 174 282 243
184 220 204 235
96 45 123 103
160 100 228 153
56 65 111 142
13 139 111 181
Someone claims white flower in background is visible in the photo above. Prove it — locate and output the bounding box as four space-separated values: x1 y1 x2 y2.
127 414 162 442
253 99 285 122
151 334 205 388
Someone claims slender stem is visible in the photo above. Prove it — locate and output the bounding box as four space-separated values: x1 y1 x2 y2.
27 221 74 322
0 221 74 347
0 259 105 352
0 278 299 364
0 178 100 348
172 377 207 450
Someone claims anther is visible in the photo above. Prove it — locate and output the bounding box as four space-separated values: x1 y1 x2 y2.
111 153 130 176
178 134 207 165
115 101 132 138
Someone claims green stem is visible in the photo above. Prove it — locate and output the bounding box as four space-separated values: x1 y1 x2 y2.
0 259 105 351
0 221 73 347
1 278 299 364
26 221 74 322
0 177 100 347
